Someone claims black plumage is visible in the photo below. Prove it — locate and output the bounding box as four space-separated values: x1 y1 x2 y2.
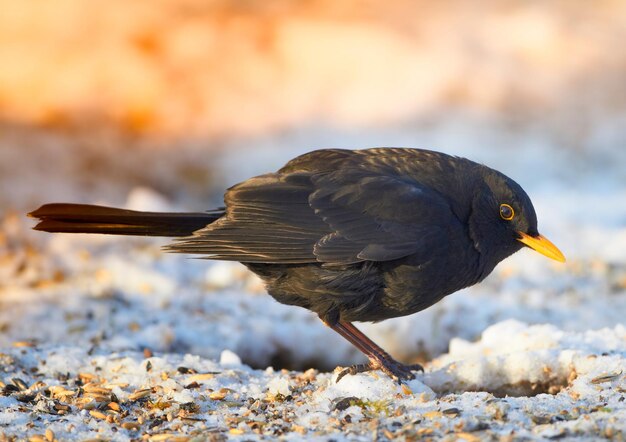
29 148 565 381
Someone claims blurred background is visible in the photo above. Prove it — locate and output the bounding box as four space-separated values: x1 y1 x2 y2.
1 0 625 209
0 0 625 370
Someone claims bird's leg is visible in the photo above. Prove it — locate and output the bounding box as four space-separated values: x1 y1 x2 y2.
340 321 424 371
322 319 423 383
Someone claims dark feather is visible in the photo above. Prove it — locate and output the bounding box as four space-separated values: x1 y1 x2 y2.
29 203 221 237
167 174 328 263
168 149 467 265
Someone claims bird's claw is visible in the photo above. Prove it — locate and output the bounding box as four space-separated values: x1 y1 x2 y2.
336 358 424 383
336 363 371 383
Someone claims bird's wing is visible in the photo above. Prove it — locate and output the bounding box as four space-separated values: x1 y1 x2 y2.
166 172 330 263
309 167 454 264
169 149 459 264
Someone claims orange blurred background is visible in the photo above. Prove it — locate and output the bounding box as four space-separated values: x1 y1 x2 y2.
2 0 624 136
1 0 625 209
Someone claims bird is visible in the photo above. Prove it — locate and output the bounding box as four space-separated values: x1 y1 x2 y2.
29 148 565 382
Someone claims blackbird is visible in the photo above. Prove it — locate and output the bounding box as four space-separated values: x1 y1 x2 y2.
29 148 565 382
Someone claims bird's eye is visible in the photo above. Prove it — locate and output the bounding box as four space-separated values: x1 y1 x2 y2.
500 204 515 221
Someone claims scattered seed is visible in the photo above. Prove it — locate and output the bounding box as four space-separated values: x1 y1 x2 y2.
332 396 359 411
2 384 20 394
591 371 623 384
150 400 173 410
78 373 97 383
54 403 71 412
104 382 129 389
30 380 45 389
296 368 316 383
84 393 111 403
186 373 216 383
150 435 189 442
209 391 227 401
49 386 75 398
11 378 28 391
423 411 443 419
15 393 36 403
128 388 151 401
122 421 141 430
530 414 551 425
83 384 110 395
456 432 482 442
89 410 107 420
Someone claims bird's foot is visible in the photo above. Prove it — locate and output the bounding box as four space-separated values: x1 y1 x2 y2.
336 357 424 383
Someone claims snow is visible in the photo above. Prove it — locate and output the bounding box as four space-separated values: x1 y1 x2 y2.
1 320 623 440
1 136 624 440
220 350 243 367
0 6 625 437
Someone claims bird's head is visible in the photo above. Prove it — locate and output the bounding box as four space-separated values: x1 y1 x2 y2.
469 167 565 268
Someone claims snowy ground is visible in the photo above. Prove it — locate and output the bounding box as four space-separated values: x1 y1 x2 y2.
1 125 625 440
1 2 625 439
0 321 625 441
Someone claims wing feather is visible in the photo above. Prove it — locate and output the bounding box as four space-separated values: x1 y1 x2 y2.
167 173 327 263
309 168 454 264
168 148 464 264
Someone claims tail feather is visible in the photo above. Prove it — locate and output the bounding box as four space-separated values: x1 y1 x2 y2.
28 203 222 237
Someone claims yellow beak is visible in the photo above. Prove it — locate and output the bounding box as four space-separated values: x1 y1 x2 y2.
517 232 566 263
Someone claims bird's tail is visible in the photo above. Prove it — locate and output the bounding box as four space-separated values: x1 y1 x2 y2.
28 203 223 237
